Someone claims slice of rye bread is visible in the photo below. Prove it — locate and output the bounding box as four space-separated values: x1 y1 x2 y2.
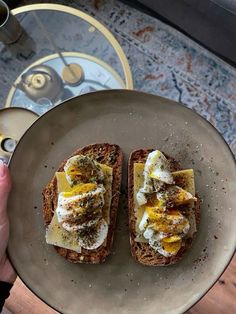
128 149 200 266
43 143 123 264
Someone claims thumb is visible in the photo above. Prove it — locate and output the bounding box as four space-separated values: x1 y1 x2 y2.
0 161 11 224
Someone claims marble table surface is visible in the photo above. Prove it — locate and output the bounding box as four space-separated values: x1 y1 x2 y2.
1 0 236 313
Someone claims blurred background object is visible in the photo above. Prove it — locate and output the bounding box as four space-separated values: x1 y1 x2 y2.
0 0 23 44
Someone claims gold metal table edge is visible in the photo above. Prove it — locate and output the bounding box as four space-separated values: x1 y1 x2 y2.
11 3 133 89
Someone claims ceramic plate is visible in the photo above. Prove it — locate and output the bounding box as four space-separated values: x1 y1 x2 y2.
8 90 236 314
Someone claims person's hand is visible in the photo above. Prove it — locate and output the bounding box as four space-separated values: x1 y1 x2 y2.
0 161 16 283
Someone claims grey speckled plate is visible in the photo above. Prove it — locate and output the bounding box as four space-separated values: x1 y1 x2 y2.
8 90 236 314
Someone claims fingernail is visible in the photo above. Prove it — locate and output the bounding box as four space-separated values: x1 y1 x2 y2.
0 160 6 177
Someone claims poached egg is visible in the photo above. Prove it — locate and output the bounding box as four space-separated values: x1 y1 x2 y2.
55 155 108 250
136 150 195 257
137 150 174 206
64 155 104 186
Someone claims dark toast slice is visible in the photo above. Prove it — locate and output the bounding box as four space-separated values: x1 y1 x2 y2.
128 149 200 266
43 143 123 264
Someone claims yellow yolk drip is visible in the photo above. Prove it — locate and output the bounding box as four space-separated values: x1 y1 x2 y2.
61 183 97 197
161 240 182 254
162 235 181 243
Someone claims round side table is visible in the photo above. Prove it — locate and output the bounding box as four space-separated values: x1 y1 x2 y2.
0 4 133 115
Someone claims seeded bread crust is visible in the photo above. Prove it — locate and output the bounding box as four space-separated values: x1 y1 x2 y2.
128 149 200 266
43 143 123 264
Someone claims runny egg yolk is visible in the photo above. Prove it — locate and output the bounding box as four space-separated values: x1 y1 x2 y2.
145 206 189 235
145 206 163 220
162 235 181 243
62 183 97 198
161 240 182 254
145 206 182 221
